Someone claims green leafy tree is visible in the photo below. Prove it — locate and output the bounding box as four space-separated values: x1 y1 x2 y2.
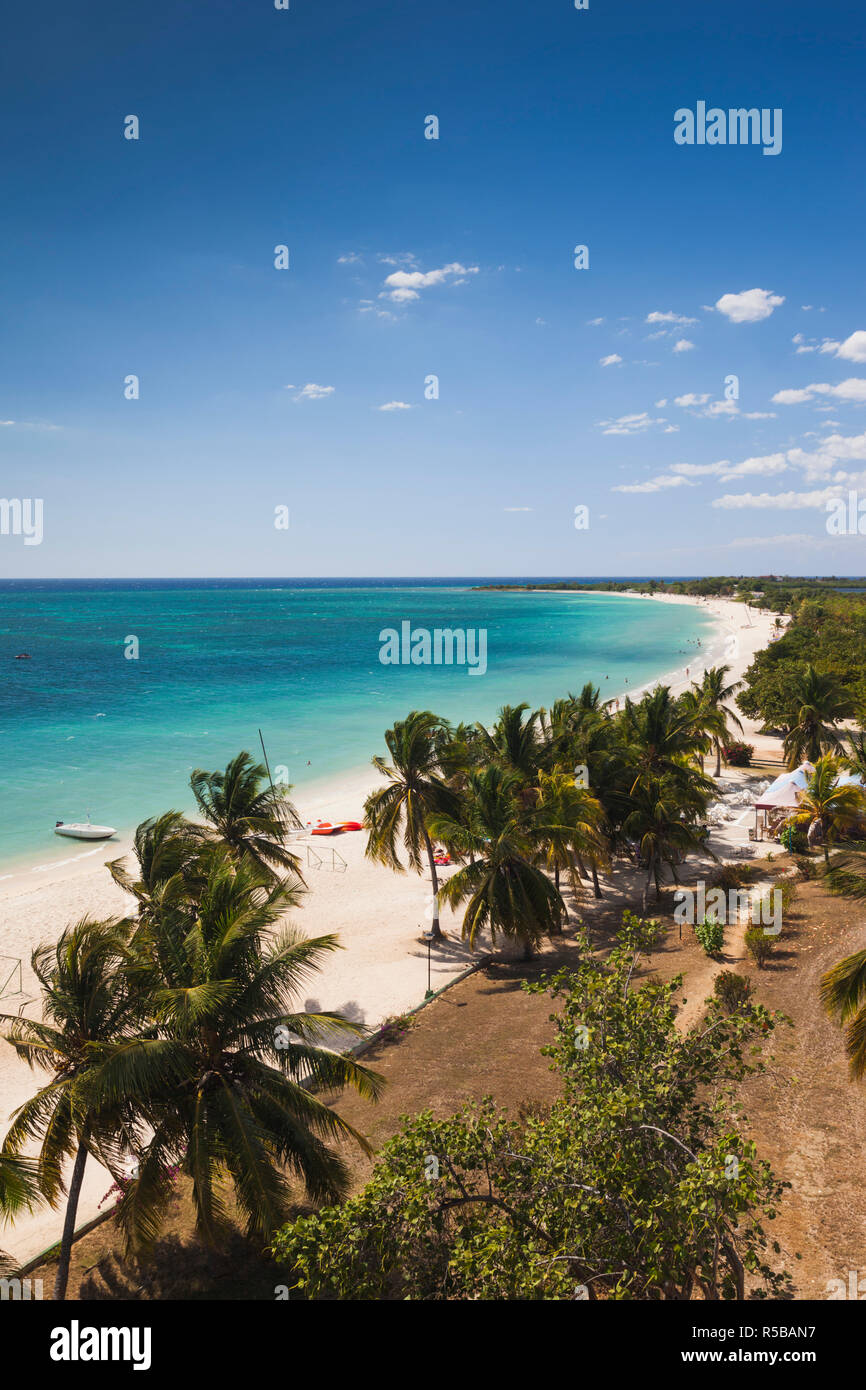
0 1154 42 1275
821 949 866 1079
364 711 459 941
780 665 856 769
106 810 202 919
430 765 564 958
621 776 712 911
533 767 608 918
475 702 545 786
190 750 303 882
0 918 145 1300
110 854 383 1250
692 665 744 777
271 922 790 1300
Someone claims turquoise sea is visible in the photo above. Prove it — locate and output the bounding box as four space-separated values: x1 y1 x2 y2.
0 580 718 874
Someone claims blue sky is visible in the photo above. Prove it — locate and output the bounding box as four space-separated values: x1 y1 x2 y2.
2 0 866 578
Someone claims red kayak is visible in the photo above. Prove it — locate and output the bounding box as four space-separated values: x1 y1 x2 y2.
311 822 340 835
340 821 363 831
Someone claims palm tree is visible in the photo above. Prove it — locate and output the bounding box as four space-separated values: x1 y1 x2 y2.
429 765 564 958
693 665 744 777
780 665 856 769
621 777 712 912
0 1154 42 1275
841 727 866 784
821 950 866 1079
190 751 303 882
111 855 383 1250
0 917 145 1300
107 810 202 919
364 711 459 941
475 703 544 785
620 686 713 795
784 755 866 864
533 767 608 920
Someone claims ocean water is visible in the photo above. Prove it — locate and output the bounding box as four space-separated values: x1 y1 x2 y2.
0 580 717 873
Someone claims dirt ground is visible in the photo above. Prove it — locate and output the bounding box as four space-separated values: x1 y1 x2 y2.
24 862 866 1301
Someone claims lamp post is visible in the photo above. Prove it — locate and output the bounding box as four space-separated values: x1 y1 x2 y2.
422 930 434 1000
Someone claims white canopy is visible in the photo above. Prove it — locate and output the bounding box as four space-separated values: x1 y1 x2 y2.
754 762 814 811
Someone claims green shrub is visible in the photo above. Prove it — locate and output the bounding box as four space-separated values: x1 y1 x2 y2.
778 878 797 913
373 1013 416 1045
723 742 754 767
779 826 808 854
695 915 725 957
714 971 754 1014
710 863 761 893
745 928 776 969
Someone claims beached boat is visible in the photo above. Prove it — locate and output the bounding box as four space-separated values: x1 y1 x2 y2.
54 820 116 841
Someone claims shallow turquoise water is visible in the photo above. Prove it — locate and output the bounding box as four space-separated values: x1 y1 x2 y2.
0 582 716 872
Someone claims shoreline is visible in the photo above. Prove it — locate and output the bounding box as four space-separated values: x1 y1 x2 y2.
0 590 779 1264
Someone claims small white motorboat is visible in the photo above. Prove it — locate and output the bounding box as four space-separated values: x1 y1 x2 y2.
54 820 117 841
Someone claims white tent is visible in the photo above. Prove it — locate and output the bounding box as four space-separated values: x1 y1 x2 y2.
754 763 814 811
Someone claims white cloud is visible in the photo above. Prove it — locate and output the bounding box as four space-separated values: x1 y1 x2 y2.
337 252 363 265
380 262 479 304
359 299 396 321
503 506 533 512
287 383 335 401
826 331 866 364
786 430 866 480
597 411 669 435
772 379 866 405
377 401 412 411
645 310 698 326
600 353 623 367
715 288 785 323
744 411 777 419
612 474 694 494
587 316 605 326
674 393 711 407
671 453 788 482
655 398 668 408
712 487 844 511
0 419 61 431
673 338 695 353
722 533 823 548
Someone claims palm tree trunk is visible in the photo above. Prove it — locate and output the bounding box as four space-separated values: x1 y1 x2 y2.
53 1135 89 1301
714 740 721 778
550 863 562 932
423 830 443 940
591 864 602 899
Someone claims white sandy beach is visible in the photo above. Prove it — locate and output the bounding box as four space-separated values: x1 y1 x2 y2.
0 591 784 1265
